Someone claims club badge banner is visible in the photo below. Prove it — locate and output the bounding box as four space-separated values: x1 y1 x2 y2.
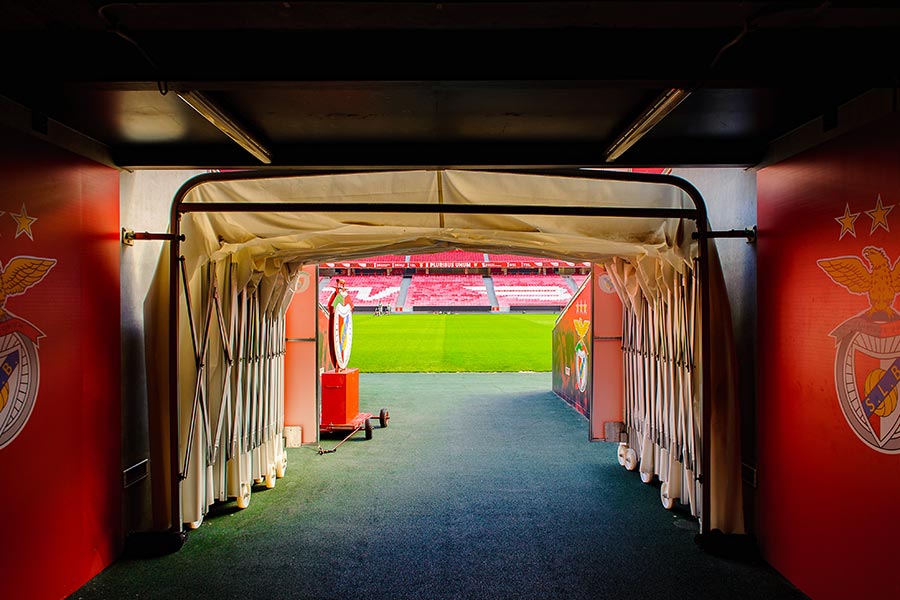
327 278 354 370
552 278 592 416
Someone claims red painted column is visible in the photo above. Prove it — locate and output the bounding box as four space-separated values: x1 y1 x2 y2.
591 267 624 440
284 265 319 443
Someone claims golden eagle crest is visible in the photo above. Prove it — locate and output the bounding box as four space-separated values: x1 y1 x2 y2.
0 256 56 428
818 246 900 321
574 318 591 341
0 256 57 318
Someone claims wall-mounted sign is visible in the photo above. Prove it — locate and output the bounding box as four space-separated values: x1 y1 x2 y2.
552 277 592 416
597 272 616 294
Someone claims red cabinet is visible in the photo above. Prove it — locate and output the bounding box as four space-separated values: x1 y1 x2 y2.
320 368 360 425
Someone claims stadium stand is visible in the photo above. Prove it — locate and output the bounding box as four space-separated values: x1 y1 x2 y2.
403 274 490 309
485 254 589 270
414 250 487 263
486 254 552 263
353 254 408 264
318 277 333 305
491 274 574 307
319 275 403 308
319 253 591 313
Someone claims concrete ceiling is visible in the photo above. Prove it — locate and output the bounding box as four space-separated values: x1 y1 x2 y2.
1 1 897 170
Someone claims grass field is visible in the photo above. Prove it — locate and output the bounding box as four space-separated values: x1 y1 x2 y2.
346 313 556 372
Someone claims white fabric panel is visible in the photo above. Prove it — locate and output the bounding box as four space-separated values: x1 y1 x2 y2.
179 255 297 525
606 243 743 533
179 170 697 284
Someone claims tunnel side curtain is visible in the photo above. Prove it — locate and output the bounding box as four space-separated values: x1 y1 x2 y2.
155 169 743 534
179 254 296 525
606 242 744 533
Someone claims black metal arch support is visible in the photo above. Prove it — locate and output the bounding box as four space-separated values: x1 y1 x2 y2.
693 225 757 244
165 168 713 537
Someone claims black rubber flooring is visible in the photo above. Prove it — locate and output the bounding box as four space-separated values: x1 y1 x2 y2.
70 373 808 600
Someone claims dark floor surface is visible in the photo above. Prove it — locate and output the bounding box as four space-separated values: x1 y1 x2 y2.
71 373 808 600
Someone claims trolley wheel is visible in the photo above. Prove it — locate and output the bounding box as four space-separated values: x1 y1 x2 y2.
617 443 628 467
640 470 654 484
624 448 638 471
364 418 373 440
188 515 203 530
661 482 676 510
379 408 390 428
265 464 277 489
236 482 251 509
276 455 287 478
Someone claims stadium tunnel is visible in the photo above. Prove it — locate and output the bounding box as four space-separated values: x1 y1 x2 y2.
142 168 747 546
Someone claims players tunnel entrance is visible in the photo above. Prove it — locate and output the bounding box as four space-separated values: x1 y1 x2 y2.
144 168 744 545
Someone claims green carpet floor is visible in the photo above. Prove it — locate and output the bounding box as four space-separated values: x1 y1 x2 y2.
70 373 807 600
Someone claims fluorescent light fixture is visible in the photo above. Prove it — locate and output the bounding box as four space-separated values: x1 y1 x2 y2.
604 88 691 162
176 90 272 164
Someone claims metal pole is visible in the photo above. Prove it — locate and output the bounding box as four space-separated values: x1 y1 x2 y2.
177 201 694 220
697 207 712 536
168 205 184 534
693 227 756 243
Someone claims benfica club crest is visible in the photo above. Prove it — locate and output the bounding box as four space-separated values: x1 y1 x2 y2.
819 246 900 453
574 318 590 393
327 278 354 370
0 256 56 449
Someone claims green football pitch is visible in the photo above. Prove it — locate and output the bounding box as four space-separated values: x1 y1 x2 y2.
346 313 557 372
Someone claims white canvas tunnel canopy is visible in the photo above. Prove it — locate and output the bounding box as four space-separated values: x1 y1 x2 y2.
177 169 698 275
150 168 744 540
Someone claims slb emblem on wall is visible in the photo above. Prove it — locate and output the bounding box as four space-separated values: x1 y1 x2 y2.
574 318 590 393
0 256 56 449
819 246 900 453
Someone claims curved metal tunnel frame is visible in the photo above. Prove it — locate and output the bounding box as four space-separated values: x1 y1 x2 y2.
166 168 712 536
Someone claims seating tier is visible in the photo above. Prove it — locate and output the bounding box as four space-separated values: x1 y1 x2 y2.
404 274 489 307
491 274 573 306
320 275 403 306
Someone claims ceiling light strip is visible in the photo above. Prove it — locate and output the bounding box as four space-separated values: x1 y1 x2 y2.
604 88 691 163
177 91 272 164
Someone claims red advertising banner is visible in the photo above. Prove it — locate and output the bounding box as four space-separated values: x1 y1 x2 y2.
323 260 592 269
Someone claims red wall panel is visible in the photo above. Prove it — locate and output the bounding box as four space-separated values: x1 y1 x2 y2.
758 116 900 599
0 129 121 599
